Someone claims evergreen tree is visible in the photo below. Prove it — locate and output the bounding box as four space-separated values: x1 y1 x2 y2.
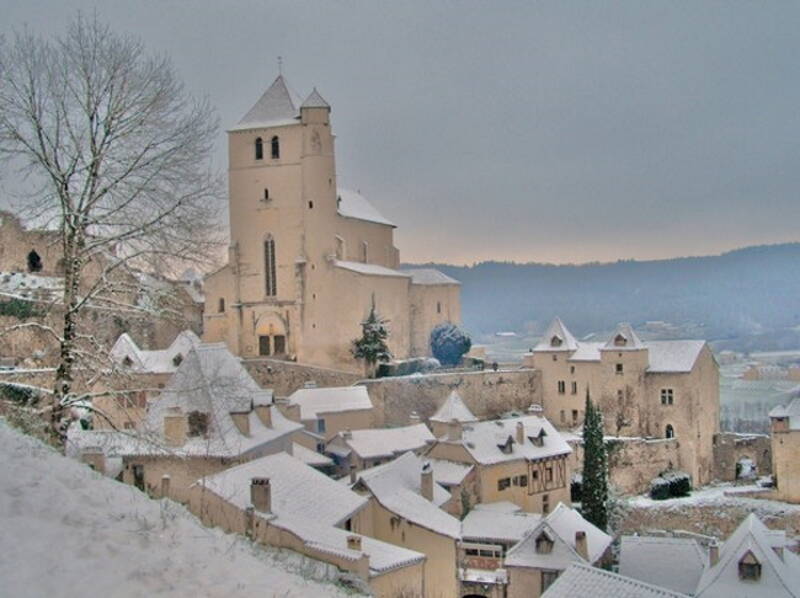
351 297 392 377
581 388 609 531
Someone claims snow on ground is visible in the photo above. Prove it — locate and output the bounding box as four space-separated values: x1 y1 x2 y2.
627 482 800 515
0 419 354 598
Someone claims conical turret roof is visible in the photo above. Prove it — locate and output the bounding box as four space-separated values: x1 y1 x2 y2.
603 323 645 351
534 317 579 352
430 391 478 424
301 87 330 109
233 75 299 130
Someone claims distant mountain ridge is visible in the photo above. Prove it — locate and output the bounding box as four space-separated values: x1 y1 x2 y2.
406 242 800 349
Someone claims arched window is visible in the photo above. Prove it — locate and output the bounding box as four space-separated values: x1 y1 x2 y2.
264 236 277 296
27 250 42 273
271 136 280 159
665 424 675 439
254 137 263 160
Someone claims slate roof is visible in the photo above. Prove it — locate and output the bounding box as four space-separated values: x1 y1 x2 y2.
334 424 435 460
694 514 800 597
337 189 395 227
110 330 201 374
457 414 572 465
619 536 708 595
232 75 300 131
603 323 646 351
288 386 373 421
429 391 478 424
353 452 462 539
399 269 461 286
542 563 690 598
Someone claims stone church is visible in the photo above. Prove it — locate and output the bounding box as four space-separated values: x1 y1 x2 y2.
203 75 460 371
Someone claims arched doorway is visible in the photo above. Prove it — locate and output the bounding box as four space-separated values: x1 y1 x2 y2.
254 312 288 357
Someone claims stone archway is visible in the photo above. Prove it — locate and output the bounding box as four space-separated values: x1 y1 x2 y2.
254 312 288 357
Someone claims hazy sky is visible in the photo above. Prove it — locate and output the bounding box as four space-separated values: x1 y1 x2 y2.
3 1 799 265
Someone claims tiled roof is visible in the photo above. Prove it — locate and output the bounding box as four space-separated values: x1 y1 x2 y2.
619 536 707 595
288 386 373 420
542 563 691 598
461 503 541 543
334 424 435 460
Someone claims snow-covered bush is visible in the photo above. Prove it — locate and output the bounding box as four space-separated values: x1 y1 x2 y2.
429 322 472 366
649 471 692 500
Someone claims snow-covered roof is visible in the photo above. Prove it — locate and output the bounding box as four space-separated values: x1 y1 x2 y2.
0 420 358 598
336 189 395 227
353 452 461 539
301 88 330 109
646 341 707 373
288 386 373 421
291 443 334 467
769 397 800 429
694 513 800 597
231 75 300 131
455 414 572 465
197 452 424 576
334 260 409 278
534 317 579 352
425 458 473 487
110 330 201 374
603 323 646 351
619 536 708 595
503 503 611 569
541 563 690 598
399 268 461 286
333 423 434 460
461 503 541 544
429 390 478 424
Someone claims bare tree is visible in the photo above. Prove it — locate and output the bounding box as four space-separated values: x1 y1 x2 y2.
0 15 222 434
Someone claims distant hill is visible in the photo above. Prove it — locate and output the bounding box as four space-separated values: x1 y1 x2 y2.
406 243 800 350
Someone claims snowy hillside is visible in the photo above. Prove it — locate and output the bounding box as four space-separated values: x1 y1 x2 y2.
0 420 353 598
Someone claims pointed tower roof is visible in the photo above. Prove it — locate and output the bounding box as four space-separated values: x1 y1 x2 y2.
233 75 299 131
534 317 579 352
603 323 645 351
301 87 330 109
429 391 478 424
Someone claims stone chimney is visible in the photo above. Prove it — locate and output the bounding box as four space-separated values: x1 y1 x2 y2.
447 418 462 441
709 541 719 566
163 407 188 447
575 531 589 561
254 403 272 428
161 474 171 498
230 410 251 436
516 421 525 444
421 461 434 502
409 410 421 425
350 463 358 484
81 447 105 475
251 477 271 513
347 535 362 551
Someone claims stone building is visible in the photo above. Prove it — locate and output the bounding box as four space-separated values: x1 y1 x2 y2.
525 318 719 487
769 397 800 503
202 75 460 371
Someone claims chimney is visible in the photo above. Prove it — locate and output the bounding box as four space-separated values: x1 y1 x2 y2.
709 541 719 566
575 531 589 561
347 535 362 551
343 428 353 440
254 403 272 428
81 447 105 475
421 461 434 502
516 421 525 444
161 474 171 498
230 410 251 436
409 410 421 425
448 418 462 441
349 463 358 484
163 407 188 447
251 477 271 513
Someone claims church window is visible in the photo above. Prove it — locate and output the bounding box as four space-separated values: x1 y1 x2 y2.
254 137 263 160
27 250 42 273
665 424 675 439
264 237 277 296
271 136 280 159
273 335 286 354
218 297 225 313
661 388 674 405
258 335 271 356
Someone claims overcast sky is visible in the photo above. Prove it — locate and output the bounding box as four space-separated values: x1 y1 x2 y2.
3 1 799 265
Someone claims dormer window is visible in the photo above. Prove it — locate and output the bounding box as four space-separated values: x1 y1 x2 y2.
535 533 554 554
271 136 280 159
122 356 133 367
530 429 547 447
172 353 183 367
497 435 514 454
254 137 263 160
550 335 563 347
614 334 627 347
738 551 761 581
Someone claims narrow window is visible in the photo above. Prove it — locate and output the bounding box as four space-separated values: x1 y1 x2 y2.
271 136 280 159
218 297 225 313
258 335 271 356
552 354 558 361
264 236 277 296
560 410 565 423
570 365 575 374
571 381 577 395
665 424 675 439
616 363 624 374
263 188 269 201
572 409 578 423
254 137 263 160
437 301 442 314
542 493 550 514
172 354 183 367
361 241 368 263
318 418 326 434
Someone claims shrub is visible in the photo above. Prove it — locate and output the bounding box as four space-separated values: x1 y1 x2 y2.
0 298 42 319
429 322 472 366
649 470 692 500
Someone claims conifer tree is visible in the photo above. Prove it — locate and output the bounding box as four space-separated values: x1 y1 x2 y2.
581 388 609 531
351 296 392 377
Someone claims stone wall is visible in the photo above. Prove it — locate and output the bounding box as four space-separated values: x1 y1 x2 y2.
243 358 361 397
360 367 541 428
711 432 772 482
